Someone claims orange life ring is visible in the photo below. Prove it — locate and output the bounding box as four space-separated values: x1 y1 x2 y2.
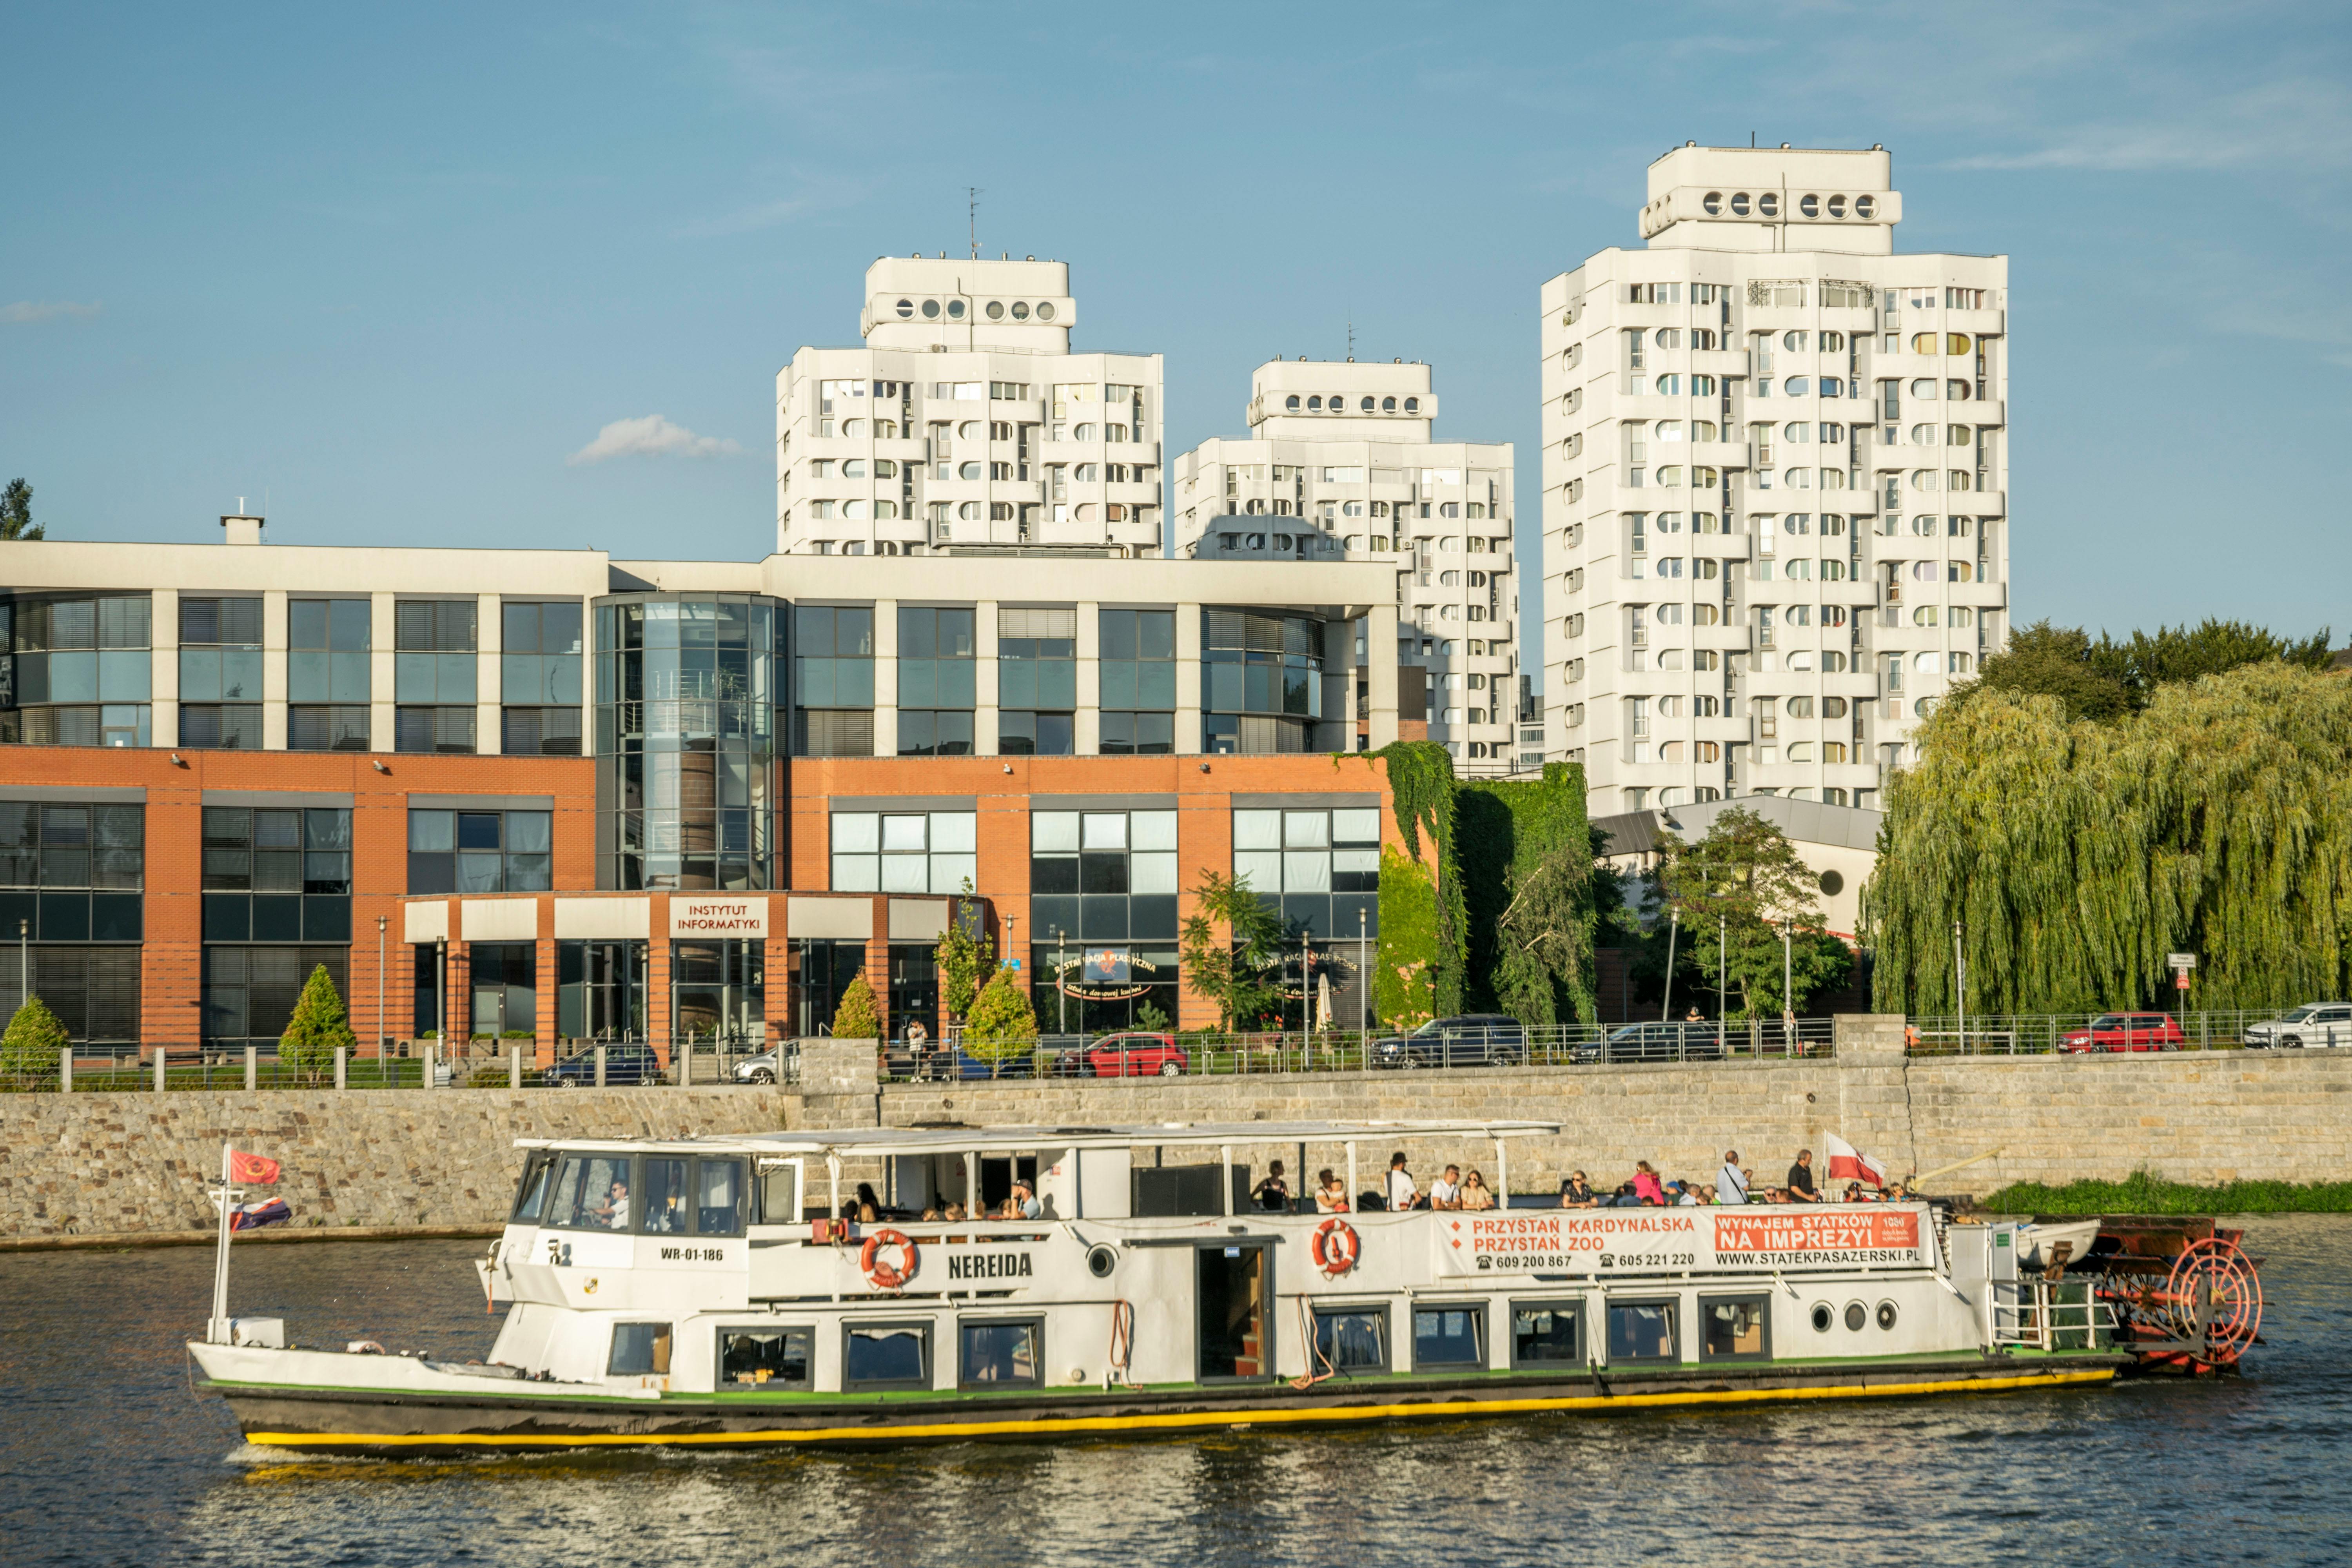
1310 1218 1360 1276
860 1227 919 1289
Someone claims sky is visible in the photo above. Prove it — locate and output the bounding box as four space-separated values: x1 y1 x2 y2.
5 1 2348 681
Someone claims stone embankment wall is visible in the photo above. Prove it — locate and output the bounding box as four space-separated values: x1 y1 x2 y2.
0 1088 786 1238
5 1020 2347 1238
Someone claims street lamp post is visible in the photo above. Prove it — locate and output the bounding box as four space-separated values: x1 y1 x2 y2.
376 915 388 1056
1660 908 1680 1022
1953 920 1966 1053
1055 927 1067 1036
1357 906 1370 1057
434 936 447 1062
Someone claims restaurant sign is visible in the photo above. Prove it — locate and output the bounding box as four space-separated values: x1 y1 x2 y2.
1433 1205 1926 1276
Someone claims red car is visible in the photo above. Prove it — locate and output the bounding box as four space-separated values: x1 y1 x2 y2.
1054 1032 1189 1078
2059 1013 2185 1053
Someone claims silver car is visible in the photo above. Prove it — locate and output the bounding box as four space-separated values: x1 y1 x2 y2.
732 1046 788 1083
2244 1003 2352 1049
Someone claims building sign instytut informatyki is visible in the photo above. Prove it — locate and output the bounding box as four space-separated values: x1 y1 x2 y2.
668 897 769 938
1431 1207 1927 1276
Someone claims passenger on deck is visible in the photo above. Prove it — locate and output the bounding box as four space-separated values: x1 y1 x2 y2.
1386 1152 1420 1212
1632 1161 1666 1205
920 1207 941 1222
1009 1180 1043 1220
1253 1161 1292 1213
1459 1170 1495 1210
1559 1171 1599 1209
858 1200 880 1223
1718 1151 1751 1204
1786 1149 1822 1202
1430 1165 1463 1210
942 1201 966 1221
1315 1169 1350 1212
1699 1183 1719 1203
1843 1181 1864 1202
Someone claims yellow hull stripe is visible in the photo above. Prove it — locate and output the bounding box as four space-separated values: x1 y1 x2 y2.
244 1367 2117 1448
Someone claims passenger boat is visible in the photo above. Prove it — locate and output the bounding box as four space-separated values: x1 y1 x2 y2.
188 1119 2188 1455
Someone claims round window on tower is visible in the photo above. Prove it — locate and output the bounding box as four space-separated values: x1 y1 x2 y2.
1828 194 1847 218
1036 302 1056 321
1800 194 1820 217
1819 869 1844 896
1012 301 1030 319
1286 395 1300 410
1759 192 1780 217
1731 192 1751 216
985 301 1004 320
1382 396 1396 411
921 299 940 319
1704 191 1723 215
947 299 966 319
895 298 914 318
1856 195 1877 218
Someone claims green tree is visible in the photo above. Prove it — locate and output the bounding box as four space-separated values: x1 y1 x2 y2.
1178 869 1287 1031
829 975 882 1041
1375 846 1439 1030
1655 808 1851 1018
1867 662 2352 1014
279 964 358 1080
932 894 993 1023
1 993 68 1081
0 479 42 542
1963 616 2334 724
1969 620 2134 723
1462 763 1601 1027
962 967 1038 1062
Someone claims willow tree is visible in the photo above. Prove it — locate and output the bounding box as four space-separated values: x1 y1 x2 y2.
1868 663 2352 1014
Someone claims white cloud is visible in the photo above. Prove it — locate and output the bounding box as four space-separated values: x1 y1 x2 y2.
567 415 742 466
1 300 101 324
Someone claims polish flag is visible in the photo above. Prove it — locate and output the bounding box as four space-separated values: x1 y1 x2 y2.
1823 1132 1887 1187
229 1150 281 1185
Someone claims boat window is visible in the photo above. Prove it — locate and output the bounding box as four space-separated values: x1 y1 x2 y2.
844 1322 931 1390
544 1154 636 1232
640 1158 690 1235
1414 1306 1485 1369
510 1150 555 1222
608 1321 672 1377
1700 1295 1772 1361
1311 1306 1388 1374
958 1318 1043 1388
1511 1301 1581 1367
757 1163 800 1225
718 1326 812 1390
697 1158 746 1236
1604 1299 1678 1363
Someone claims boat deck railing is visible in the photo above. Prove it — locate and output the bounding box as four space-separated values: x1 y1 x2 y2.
1989 1277 2117 1352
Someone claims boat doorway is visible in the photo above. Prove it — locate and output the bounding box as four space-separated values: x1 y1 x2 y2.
1196 1242 1272 1381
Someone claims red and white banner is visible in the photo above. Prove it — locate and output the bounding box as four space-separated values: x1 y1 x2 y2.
229 1149 281 1185
1434 1204 1928 1276
1822 1132 1887 1186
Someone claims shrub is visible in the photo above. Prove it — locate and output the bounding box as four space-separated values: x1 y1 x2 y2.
963 968 1038 1063
0 995 68 1082
830 975 882 1041
279 964 358 1081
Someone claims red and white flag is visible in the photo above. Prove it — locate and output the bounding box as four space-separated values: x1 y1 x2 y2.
229 1149 281 1185
1823 1132 1887 1187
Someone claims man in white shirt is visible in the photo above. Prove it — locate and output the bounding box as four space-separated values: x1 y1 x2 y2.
1717 1150 1750 1205
1428 1164 1463 1210
1386 1152 1419 1212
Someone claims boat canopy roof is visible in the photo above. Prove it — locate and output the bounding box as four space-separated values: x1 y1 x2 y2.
516 1118 1565 1160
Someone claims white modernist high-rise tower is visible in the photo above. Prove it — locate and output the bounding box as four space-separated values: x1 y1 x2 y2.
1172 359 1519 760
777 256 1164 557
1540 143 2009 814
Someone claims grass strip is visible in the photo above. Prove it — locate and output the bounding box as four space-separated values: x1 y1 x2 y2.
1980 1167 2352 1215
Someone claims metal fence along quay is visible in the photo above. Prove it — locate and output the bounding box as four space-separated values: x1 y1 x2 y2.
4 1006 2329 1094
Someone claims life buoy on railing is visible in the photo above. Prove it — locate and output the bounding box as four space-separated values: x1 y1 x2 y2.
860 1228 918 1290
1310 1218 1360 1277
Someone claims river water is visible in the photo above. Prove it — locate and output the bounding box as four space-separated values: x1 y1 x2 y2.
2 1217 2348 1566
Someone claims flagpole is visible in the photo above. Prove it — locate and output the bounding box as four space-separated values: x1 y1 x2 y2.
210 1140 234 1343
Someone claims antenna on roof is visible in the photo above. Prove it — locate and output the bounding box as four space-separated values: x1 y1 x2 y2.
968 187 981 260
1347 320 1354 359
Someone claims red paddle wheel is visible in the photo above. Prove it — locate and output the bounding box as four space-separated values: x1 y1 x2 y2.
2085 1218 2265 1374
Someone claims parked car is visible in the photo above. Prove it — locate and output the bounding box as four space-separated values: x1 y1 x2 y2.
732 1046 790 1084
2243 1003 2352 1049
1373 1014 1528 1069
2058 1013 2185 1053
1050 1032 1189 1078
544 1041 667 1086
1573 1022 1726 1065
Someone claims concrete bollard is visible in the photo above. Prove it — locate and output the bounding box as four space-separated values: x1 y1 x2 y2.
595 1045 607 1088
334 1045 347 1091
426 1043 441 1089
245 1044 258 1092
154 1047 166 1094
510 1043 522 1089
59 1047 71 1094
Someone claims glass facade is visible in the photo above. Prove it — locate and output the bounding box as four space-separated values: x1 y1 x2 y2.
997 607 1074 756
396 599 478 753
672 938 764 1045
200 806 352 943
896 606 975 757
791 606 873 758
203 944 348 1049
1202 609 1324 754
407 808 552 894
557 939 647 1042
829 809 975 894
1028 806 1179 1034
501 600 583 755
594 594 781 891
1100 608 1177 755
0 595 152 747
1232 807 1380 937
290 598 372 752
0 799 143 942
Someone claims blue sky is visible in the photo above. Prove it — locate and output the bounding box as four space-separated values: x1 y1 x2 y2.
5 2 2347 672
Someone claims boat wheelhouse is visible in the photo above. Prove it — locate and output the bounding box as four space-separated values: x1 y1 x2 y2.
191 1119 2149 1453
